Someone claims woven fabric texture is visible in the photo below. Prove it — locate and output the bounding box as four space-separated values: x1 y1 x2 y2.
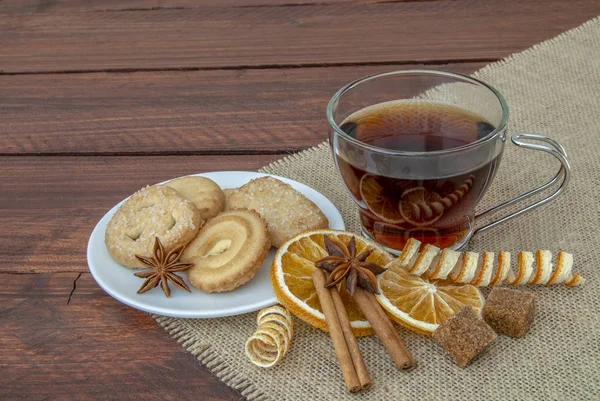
155 17 600 400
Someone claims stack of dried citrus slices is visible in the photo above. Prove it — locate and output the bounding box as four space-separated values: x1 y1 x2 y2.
270 229 485 336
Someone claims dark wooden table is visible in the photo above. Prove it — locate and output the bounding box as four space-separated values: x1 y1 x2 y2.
2 1 599 399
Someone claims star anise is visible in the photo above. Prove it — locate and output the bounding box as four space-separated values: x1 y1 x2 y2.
314 235 386 295
134 237 194 297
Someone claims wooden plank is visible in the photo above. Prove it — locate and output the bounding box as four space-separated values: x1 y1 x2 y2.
1 0 598 73
0 272 243 401
0 155 283 273
0 0 371 14
0 63 486 155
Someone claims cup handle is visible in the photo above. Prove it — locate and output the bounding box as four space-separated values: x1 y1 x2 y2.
472 133 571 237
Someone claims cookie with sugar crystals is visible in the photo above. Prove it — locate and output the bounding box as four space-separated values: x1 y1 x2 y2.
105 185 202 268
227 177 329 248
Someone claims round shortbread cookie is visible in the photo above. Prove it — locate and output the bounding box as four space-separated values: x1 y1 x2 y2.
165 176 225 221
183 209 271 293
105 185 202 268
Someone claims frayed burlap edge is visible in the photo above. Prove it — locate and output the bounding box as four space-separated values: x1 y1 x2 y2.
259 142 331 173
154 315 273 401
474 16 600 78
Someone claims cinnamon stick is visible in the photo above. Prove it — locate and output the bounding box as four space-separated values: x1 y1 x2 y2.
354 288 416 371
312 269 361 393
329 286 373 390
364 290 416 371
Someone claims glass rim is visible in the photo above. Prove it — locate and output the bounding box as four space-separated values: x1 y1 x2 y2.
326 69 509 157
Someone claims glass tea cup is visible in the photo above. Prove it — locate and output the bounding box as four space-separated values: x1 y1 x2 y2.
327 70 570 252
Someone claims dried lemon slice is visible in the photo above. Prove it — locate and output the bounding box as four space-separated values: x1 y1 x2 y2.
376 265 485 335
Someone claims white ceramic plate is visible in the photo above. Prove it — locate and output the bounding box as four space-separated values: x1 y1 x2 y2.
87 171 345 318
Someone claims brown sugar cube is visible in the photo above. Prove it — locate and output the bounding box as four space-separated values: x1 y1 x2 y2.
483 287 535 338
433 306 497 367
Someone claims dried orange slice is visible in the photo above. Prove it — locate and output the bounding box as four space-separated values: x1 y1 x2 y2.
359 174 405 224
399 187 444 227
271 229 393 336
375 265 484 335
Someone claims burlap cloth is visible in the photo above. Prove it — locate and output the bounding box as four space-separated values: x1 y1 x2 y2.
155 18 600 400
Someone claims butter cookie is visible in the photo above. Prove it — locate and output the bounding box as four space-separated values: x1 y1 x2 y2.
183 209 270 293
105 185 202 268
165 176 225 220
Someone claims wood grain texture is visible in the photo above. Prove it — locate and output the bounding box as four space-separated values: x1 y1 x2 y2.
0 63 485 155
0 272 243 401
0 155 282 273
0 0 378 14
2 0 599 73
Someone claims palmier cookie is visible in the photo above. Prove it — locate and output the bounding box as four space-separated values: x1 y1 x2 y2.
227 177 328 247
105 185 202 268
183 209 270 293
165 176 225 221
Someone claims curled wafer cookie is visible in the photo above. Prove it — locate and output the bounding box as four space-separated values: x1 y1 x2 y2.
165 176 225 221
389 238 585 287
246 305 294 368
105 185 202 268
183 209 270 293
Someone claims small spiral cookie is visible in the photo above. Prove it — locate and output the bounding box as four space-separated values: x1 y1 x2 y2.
165 176 225 221
105 185 202 268
183 209 271 293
